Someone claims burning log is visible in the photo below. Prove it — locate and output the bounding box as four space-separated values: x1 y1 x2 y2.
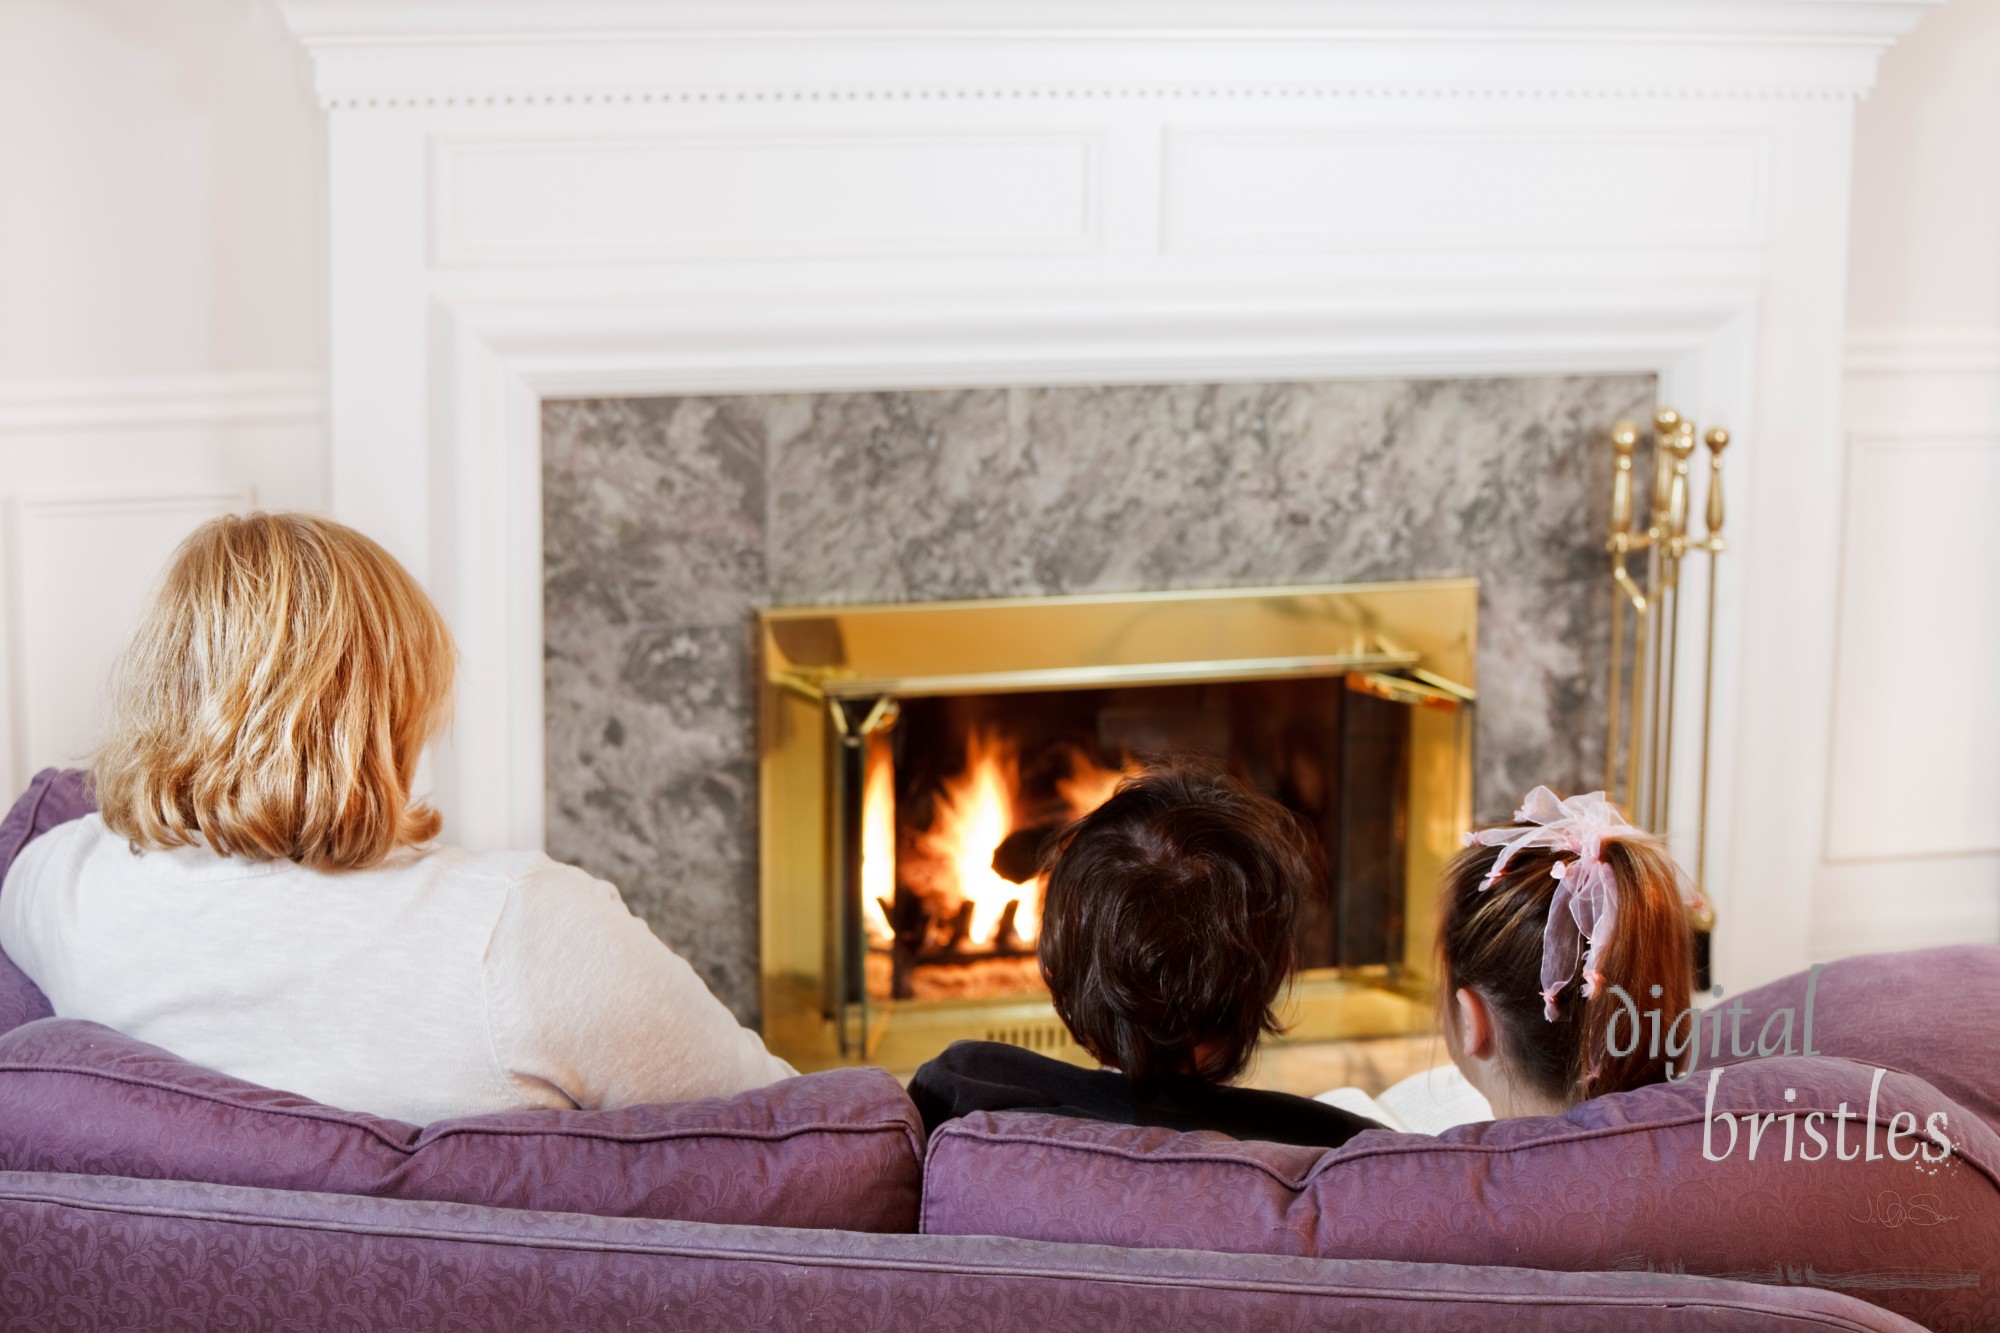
990 824 1059 886
944 900 975 952
877 731 1129 1000
994 899 1023 954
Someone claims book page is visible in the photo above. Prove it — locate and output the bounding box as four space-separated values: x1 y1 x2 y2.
1312 1085 1408 1133
1376 1063 1493 1135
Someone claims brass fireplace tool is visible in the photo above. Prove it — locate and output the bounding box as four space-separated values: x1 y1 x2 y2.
1606 407 1728 922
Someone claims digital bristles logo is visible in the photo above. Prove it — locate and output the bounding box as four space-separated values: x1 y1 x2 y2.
1599 964 1956 1166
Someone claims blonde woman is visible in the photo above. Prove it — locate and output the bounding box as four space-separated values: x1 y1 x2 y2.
0 512 794 1123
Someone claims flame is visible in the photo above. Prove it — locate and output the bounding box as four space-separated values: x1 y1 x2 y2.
901 734 1133 951
919 730 1028 947
1056 747 1133 818
860 742 896 946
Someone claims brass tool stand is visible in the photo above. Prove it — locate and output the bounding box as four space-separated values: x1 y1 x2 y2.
1606 408 1730 936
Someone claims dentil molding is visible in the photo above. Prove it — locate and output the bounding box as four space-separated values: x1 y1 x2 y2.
280 0 1940 107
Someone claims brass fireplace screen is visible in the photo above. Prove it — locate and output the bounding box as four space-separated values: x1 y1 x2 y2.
758 580 1476 1073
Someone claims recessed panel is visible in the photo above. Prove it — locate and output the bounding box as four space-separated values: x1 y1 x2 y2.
1165 128 1768 253
1827 434 2000 861
434 131 1101 266
9 492 251 783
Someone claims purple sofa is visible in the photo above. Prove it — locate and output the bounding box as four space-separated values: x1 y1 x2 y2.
0 771 1955 1330
923 1054 1997 1331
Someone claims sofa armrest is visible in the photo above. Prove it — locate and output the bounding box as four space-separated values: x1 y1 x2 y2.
0 768 94 1035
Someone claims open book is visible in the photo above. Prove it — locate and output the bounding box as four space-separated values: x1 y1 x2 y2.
1314 1063 1494 1135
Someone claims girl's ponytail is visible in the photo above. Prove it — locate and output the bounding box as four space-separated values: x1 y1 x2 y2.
1571 837 1698 1096
1439 790 1695 1104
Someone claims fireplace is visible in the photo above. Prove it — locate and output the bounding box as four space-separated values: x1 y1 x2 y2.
759 581 1473 1071
285 0 1920 1031
541 374 1649 1036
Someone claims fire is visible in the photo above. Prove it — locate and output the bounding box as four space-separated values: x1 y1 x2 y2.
1056 749 1130 818
872 731 1132 952
860 742 896 946
859 723 1135 962
919 730 1030 947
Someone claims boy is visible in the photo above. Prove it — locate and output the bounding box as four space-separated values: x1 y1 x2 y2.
908 766 1379 1148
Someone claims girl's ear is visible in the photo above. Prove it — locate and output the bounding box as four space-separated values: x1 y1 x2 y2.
1453 986 1496 1061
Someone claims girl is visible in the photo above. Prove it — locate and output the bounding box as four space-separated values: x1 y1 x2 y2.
1439 787 1696 1118
0 512 794 1123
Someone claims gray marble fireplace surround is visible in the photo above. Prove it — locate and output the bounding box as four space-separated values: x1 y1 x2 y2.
543 373 1655 1023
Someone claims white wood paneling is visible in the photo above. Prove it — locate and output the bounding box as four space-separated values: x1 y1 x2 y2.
1826 0 2000 962
433 131 1101 266
1828 429 2000 861
7 491 253 782
0 373 327 794
1814 329 2000 957
1164 129 1768 254
0 374 328 432
1816 855 2000 959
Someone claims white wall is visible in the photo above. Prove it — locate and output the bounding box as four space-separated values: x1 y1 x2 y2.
2 0 1988 978
1821 0 2000 955
0 0 328 791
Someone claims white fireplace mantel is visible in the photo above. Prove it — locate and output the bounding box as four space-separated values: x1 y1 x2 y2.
278 0 1937 992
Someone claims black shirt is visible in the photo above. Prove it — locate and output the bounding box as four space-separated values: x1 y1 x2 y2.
908 1039 1382 1149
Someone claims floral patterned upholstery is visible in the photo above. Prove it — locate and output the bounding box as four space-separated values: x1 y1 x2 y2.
0 1170 1926 1331
1713 945 2000 1135
923 1054 2000 1332
0 768 89 1035
0 1018 925 1232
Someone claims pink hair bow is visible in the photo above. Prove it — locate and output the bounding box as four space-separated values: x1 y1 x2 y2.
1464 787 1638 1022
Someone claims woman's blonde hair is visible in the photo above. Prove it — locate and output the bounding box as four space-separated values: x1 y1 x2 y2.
94 512 456 871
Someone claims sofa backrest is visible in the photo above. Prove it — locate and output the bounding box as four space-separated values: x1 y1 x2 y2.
0 1168 1929 1332
0 1017 926 1232
922 1053 2000 1331
1712 945 2000 1135
0 772 930 1231
0 768 91 1036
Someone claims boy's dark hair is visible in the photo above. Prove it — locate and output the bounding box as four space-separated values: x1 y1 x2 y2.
1037 765 1321 1090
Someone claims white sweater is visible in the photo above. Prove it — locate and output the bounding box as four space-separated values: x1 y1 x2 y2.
0 814 796 1124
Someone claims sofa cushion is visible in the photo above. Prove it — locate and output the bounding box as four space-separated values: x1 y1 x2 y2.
0 1018 925 1232
922 1054 2000 1332
0 769 92 1036
1713 945 2000 1135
